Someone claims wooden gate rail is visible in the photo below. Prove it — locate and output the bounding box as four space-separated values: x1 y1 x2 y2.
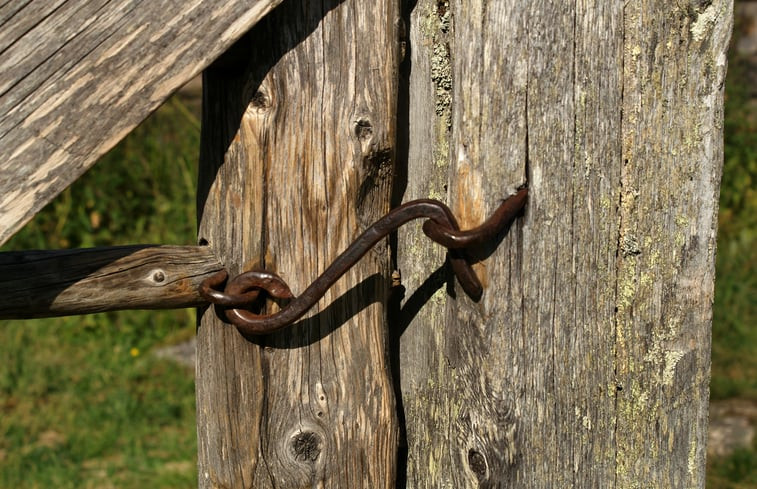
0 245 221 319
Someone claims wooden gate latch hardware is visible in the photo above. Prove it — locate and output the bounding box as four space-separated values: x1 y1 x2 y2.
199 188 528 335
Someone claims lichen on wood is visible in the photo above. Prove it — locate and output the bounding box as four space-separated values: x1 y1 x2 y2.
397 0 732 486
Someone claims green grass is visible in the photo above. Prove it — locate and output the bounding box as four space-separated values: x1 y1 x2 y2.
709 48 757 402
0 313 197 489
0 95 201 488
709 448 757 489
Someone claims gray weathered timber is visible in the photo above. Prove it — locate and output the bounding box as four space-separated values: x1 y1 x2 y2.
0 0 284 246
195 0 400 487
396 0 732 487
0 246 221 318
614 1 732 485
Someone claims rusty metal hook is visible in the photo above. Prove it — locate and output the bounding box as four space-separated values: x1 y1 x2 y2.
200 187 527 335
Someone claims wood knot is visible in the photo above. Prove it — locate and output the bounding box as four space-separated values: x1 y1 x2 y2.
354 118 373 141
290 431 321 463
148 269 166 284
251 89 271 109
467 449 488 482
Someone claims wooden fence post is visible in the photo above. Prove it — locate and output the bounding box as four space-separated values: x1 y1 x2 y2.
196 1 400 487
397 0 732 486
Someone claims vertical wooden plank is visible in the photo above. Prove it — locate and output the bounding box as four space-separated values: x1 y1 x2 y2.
398 0 731 487
196 0 400 487
399 0 535 484
615 1 733 486
510 1 624 485
394 0 458 483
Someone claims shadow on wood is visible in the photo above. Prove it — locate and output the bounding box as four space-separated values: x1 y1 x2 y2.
197 0 347 231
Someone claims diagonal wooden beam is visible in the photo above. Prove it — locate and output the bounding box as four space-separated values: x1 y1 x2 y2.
195 0 401 486
0 0 284 246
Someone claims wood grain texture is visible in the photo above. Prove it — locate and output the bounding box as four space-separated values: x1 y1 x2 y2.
195 0 400 487
0 0 284 246
0 245 221 318
615 1 732 485
396 0 731 486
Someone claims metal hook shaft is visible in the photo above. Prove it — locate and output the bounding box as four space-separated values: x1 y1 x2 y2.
200 188 527 335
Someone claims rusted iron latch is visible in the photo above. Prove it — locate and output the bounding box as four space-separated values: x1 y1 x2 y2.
199 188 528 335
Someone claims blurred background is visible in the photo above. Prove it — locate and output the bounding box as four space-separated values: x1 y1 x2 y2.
706 2 757 487
0 3 755 488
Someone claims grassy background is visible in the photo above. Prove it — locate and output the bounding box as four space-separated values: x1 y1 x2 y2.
710 53 757 403
705 5 757 486
0 15 755 488
0 96 201 489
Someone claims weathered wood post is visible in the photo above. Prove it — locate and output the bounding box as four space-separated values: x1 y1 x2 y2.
196 1 400 486
397 0 733 486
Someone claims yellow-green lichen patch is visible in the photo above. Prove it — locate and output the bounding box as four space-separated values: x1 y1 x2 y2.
687 433 699 480
616 259 638 317
426 0 452 129
430 41 452 125
689 2 720 42
662 349 686 387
